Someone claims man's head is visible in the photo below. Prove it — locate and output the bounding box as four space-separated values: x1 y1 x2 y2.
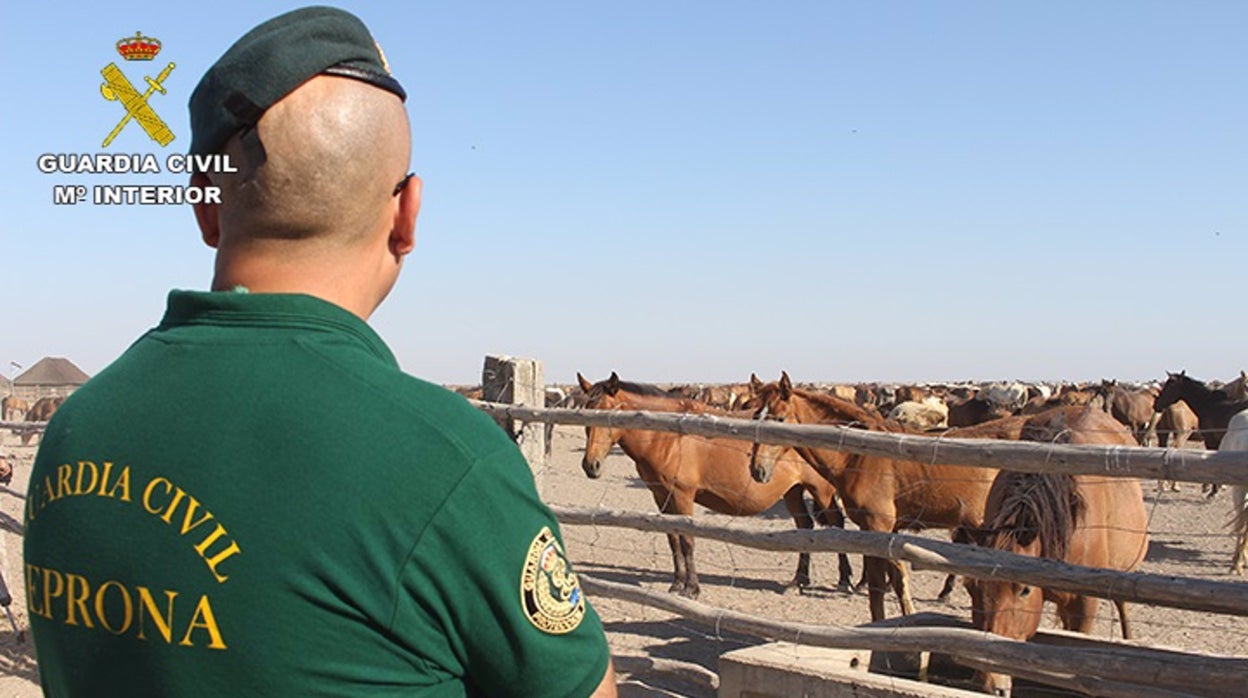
188 6 420 318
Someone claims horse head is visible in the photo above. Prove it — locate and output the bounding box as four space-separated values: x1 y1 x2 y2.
1153 370 1193 412
748 372 797 484
578 371 626 479
963 515 1046 698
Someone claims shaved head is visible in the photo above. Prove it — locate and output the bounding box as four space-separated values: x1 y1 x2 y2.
213 75 411 246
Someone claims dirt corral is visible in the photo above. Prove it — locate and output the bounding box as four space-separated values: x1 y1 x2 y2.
2 425 1245 696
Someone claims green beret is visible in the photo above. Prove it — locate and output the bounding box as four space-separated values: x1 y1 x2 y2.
189 5 405 157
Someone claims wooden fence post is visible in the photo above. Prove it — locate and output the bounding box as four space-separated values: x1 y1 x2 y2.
482 355 546 488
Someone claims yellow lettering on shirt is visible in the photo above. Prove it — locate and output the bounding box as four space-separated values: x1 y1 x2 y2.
25 564 226 650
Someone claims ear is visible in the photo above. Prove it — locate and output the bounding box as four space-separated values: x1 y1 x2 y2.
191 172 220 248
779 371 793 399
749 373 763 393
389 174 422 258
606 371 620 396
577 372 593 393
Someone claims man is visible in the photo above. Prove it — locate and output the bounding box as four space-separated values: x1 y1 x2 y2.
25 7 616 697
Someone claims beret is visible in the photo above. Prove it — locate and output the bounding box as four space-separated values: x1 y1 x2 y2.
189 5 405 156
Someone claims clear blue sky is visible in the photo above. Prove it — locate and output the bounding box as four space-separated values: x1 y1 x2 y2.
1 2 1243 386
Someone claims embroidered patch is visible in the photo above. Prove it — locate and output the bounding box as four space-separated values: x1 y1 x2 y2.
520 526 586 634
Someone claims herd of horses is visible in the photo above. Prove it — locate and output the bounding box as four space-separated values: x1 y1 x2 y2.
570 369 1247 696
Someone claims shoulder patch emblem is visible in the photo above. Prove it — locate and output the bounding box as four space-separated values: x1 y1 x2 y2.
520 526 586 634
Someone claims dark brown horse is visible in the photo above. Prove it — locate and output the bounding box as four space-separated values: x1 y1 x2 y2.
578 372 853 598
965 407 1148 697
1155 371 1248 450
747 372 1020 621
1154 371 1248 497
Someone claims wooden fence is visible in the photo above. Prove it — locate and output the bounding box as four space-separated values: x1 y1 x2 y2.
473 399 1248 698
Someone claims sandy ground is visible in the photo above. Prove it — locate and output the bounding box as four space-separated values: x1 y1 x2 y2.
3 425 1246 697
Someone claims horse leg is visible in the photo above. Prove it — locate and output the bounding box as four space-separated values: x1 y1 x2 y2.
889 558 916 616
811 496 855 593
651 490 688 595
863 556 891 622
936 528 968 602
1231 486 1248 576
1058 595 1099 635
1114 599 1133 640
681 532 700 599
781 488 814 592
658 491 700 599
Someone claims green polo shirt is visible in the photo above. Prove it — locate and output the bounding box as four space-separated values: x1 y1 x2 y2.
24 290 609 697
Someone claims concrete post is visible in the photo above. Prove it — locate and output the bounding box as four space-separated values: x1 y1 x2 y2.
482 355 546 488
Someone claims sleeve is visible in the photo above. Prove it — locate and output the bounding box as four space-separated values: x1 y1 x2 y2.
392 444 611 697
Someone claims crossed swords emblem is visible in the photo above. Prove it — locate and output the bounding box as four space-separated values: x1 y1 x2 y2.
100 61 175 147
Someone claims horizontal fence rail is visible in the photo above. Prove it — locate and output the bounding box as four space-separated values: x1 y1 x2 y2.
0 421 47 432
471 401 1248 486
580 575 1242 698
554 506 1248 617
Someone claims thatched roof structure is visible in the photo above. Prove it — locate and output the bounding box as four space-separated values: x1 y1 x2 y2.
14 357 90 387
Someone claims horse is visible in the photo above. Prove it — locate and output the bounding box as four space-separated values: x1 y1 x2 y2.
1154 371 1248 496
946 394 1014 427
1225 370 1248 401
0 453 11 486
1095 379 1157 445
964 406 1149 697
887 400 948 430
20 395 64 445
577 372 854 599
1223 410 1248 575
747 372 1027 622
2 396 29 422
1148 400 1198 492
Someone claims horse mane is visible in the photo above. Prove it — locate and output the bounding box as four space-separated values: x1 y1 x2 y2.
793 388 889 429
586 379 671 398
986 472 1085 561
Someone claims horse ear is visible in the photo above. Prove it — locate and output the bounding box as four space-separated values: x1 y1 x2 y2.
779 371 793 399
749 373 763 393
606 372 620 395
577 372 593 393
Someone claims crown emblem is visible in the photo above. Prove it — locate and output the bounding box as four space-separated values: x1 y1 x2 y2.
116 31 161 61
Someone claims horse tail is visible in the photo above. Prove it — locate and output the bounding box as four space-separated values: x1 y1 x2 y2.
1229 485 1248 540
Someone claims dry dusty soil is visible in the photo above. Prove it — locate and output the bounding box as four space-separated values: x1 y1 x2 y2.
3 425 1246 697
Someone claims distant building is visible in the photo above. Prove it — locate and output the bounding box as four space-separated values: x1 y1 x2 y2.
13 357 91 401
0 374 10 397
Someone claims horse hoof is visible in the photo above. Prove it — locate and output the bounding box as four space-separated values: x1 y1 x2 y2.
835 583 852 595
668 582 686 595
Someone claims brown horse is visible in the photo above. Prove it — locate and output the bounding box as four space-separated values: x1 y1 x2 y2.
20 396 64 445
578 372 853 598
0 453 11 486
2 396 29 422
965 406 1148 696
1149 400 1198 492
1095 379 1157 445
1225 370 1248 401
748 372 1018 621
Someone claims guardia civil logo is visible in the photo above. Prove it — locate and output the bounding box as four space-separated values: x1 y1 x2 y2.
520 527 586 634
100 31 175 147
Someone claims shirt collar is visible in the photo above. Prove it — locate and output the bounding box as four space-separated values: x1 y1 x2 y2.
159 289 397 366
